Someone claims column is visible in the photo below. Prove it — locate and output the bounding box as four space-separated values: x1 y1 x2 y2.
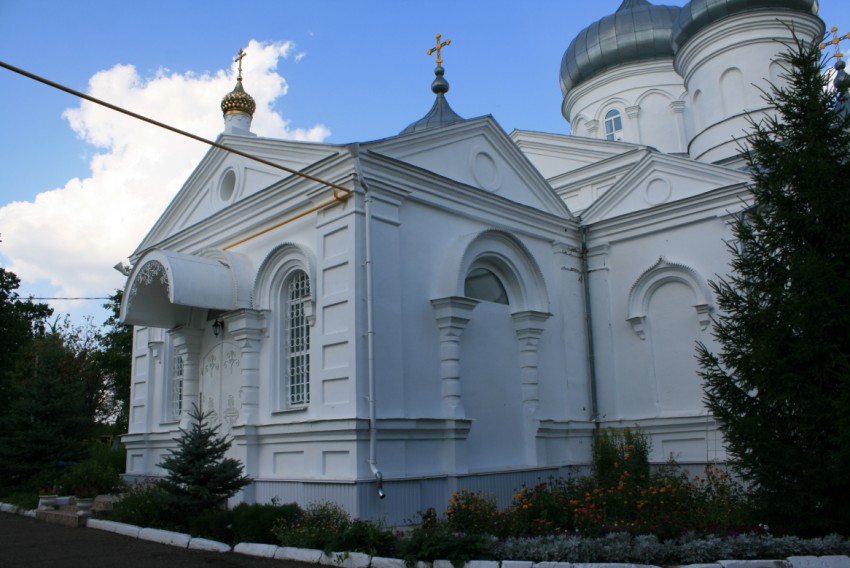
670 100 687 153
431 297 479 419
224 309 267 426
626 105 641 144
169 326 204 429
511 310 551 465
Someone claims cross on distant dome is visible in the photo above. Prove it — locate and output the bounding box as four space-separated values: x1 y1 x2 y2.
820 26 850 60
234 48 247 80
427 34 451 67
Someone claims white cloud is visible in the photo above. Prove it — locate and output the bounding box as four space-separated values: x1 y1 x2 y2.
0 39 330 318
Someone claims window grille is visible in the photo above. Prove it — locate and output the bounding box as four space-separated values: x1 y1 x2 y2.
285 270 311 406
605 109 623 141
172 355 184 420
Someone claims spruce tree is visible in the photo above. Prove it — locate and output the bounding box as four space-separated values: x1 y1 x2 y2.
157 405 251 518
697 36 850 535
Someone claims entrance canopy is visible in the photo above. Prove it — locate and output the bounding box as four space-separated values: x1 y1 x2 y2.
121 249 239 328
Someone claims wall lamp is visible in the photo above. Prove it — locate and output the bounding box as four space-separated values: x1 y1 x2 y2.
212 319 225 337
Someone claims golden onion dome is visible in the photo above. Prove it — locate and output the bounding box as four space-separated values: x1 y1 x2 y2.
221 78 256 117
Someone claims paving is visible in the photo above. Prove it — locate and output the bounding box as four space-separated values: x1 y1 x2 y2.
0 512 316 568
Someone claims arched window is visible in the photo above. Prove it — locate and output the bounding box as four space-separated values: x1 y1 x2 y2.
284 270 311 407
604 109 623 141
170 355 184 421
464 267 509 305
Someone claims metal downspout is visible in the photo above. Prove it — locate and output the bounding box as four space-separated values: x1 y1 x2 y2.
580 224 600 431
350 143 385 499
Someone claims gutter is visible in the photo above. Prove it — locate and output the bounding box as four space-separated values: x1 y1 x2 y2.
579 223 600 432
349 143 385 499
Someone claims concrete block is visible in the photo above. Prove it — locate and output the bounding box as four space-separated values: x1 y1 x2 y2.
274 546 325 563
533 563 572 568
233 542 278 558
372 556 408 568
821 558 850 568
0 503 18 513
188 538 231 553
138 527 191 548
718 562 790 568
433 560 456 568
578 565 660 568
319 551 372 568
87 519 141 538
466 562 499 568
501 562 534 568
466 560 499 568
34 509 84 528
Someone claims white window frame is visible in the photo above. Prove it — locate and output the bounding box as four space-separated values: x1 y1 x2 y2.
283 270 311 408
604 109 623 141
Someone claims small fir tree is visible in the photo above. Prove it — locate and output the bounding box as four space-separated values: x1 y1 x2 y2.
157 405 251 518
697 36 850 535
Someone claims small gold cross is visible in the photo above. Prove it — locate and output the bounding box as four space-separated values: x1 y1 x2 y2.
820 26 850 59
427 33 451 67
234 48 247 79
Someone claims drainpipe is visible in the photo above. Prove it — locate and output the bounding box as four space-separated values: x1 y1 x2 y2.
350 143 385 499
579 223 600 432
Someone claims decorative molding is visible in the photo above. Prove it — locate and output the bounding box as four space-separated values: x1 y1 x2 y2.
626 257 713 339
431 296 480 419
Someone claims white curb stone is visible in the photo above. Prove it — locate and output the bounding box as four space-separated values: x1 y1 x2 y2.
680 564 723 568
327 551 372 568
138 527 191 548
274 546 324 563
86 518 141 538
822 558 850 568
233 543 278 558
467 561 500 568
719 562 790 568
433 560 455 568
372 556 408 568
0 503 17 513
188 538 231 553
533 563 573 568
502 562 534 568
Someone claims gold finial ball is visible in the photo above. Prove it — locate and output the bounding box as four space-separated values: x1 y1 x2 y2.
221 80 256 117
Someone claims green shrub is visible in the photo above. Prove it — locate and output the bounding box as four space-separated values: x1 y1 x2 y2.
58 449 127 498
188 507 234 543
445 489 499 535
592 427 650 489
273 501 351 552
329 518 397 557
110 481 174 530
399 520 493 568
2 492 39 511
232 501 302 545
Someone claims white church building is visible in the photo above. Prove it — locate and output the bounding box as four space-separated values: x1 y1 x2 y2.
119 0 824 522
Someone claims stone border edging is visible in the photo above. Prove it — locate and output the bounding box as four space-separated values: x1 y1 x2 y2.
2 503 850 568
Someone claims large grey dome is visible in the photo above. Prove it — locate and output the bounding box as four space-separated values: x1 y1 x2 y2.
560 0 682 97
672 0 819 51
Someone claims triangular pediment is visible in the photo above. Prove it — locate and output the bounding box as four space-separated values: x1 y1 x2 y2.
510 130 651 180
580 153 751 223
134 134 340 254
365 117 571 218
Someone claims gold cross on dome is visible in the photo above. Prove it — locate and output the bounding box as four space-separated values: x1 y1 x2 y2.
234 48 247 79
819 26 850 59
427 33 451 66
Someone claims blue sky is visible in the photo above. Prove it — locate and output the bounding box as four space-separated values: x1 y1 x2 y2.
0 0 848 326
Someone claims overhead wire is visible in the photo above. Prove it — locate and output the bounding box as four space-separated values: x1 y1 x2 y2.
0 60 353 197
